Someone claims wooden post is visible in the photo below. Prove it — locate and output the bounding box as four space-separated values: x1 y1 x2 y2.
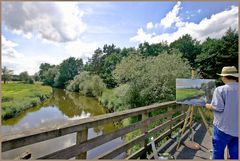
140 112 148 159
76 129 88 159
167 106 173 138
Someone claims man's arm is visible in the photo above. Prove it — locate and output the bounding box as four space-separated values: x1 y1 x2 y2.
205 87 224 112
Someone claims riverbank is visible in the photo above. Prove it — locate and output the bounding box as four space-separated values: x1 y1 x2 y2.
176 88 205 101
1 82 52 120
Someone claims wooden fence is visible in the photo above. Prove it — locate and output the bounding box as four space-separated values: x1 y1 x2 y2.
2 101 189 159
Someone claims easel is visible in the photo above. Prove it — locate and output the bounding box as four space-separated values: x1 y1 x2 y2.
176 70 230 159
176 69 212 150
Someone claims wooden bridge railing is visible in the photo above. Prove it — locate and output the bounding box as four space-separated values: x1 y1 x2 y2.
2 101 189 159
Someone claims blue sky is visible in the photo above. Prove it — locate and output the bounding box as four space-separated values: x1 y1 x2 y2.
176 79 215 89
2 1 238 74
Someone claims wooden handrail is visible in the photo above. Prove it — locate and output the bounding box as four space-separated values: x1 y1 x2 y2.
2 101 176 152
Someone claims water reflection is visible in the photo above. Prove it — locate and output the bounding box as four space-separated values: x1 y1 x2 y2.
177 95 206 106
2 88 123 159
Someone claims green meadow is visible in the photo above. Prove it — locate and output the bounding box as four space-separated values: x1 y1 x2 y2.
176 88 205 101
1 82 52 120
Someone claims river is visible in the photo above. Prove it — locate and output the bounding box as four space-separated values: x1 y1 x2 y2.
176 95 206 106
1 88 125 159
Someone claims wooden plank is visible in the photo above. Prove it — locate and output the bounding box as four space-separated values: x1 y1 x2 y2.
97 112 187 159
97 134 146 159
127 115 188 160
126 147 145 160
96 121 172 159
38 109 177 159
2 101 176 152
14 151 31 160
147 122 197 159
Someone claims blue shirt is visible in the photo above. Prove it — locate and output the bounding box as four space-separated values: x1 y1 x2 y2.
211 82 238 137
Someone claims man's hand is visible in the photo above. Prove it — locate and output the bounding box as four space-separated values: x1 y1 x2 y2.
205 103 213 111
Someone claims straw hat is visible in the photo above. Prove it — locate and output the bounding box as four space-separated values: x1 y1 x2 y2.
217 66 239 77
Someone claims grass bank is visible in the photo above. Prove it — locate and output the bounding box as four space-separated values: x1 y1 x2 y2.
176 88 205 101
1 82 52 120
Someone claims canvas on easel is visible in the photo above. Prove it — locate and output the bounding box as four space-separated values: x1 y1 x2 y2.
176 79 216 106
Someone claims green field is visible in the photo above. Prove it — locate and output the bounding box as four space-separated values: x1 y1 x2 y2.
176 88 205 101
1 82 52 120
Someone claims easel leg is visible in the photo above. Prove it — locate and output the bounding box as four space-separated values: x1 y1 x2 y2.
189 106 194 141
176 107 191 150
198 107 212 136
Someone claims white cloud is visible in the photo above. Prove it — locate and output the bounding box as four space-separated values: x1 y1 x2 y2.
197 9 202 13
65 39 99 62
146 22 154 30
2 35 66 75
160 1 182 28
2 2 86 42
130 28 156 44
2 35 24 59
130 5 238 44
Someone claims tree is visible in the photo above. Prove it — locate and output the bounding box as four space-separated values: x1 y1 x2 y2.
100 52 122 88
33 72 40 82
218 28 238 68
170 34 201 68
103 44 120 55
39 63 53 81
86 44 127 88
42 67 58 86
2 66 13 84
196 28 238 80
54 57 83 87
19 71 29 82
120 47 137 57
139 41 169 57
87 48 103 74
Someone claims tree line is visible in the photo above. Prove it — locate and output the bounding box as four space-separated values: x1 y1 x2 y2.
2 67 37 84
2 28 238 111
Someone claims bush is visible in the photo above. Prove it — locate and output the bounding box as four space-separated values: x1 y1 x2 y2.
2 96 13 102
114 52 191 109
91 75 105 97
66 71 106 98
27 77 35 84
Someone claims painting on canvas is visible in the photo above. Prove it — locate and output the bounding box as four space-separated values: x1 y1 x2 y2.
176 79 216 106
